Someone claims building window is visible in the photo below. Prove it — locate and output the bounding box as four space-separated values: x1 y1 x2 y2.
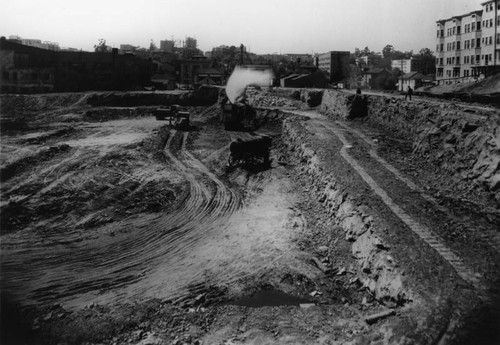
489 36 492 45
477 38 481 47
490 19 493 27
457 41 461 50
476 55 480 63
477 21 481 30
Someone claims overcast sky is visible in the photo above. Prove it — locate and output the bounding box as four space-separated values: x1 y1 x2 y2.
2 0 478 54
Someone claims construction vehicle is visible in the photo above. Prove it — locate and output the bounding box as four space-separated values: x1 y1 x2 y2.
228 134 271 168
152 105 190 130
218 89 256 131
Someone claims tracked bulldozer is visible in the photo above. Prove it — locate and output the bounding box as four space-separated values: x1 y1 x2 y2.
152 105 190 130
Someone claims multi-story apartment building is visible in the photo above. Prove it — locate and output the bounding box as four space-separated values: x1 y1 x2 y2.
436 0 499 84
317 51 350 83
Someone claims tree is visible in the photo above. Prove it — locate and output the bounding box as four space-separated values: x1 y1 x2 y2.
418 48 434 56
382 44 394 59
94 38 109 52
413 48 436 75
362 46 373 56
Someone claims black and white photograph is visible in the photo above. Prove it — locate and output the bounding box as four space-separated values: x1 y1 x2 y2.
1 0 499 344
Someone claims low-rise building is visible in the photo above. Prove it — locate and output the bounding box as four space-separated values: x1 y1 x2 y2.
362 68 392 90
179 55 211 87
397 71 424 91
1 37 153 93
280 71 328 88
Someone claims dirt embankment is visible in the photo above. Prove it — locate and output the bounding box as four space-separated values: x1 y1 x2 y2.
416 73 500 105
0 86 220 120
319 90 500 209
280 115 474 344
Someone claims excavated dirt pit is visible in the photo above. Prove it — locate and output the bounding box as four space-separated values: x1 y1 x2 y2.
1 91 499 345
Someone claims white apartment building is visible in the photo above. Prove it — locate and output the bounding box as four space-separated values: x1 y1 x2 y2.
436 0 499 84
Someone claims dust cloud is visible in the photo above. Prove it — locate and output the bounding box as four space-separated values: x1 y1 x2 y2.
225 66 273 103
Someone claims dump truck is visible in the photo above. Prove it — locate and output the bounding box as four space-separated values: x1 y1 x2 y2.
228 135 271 168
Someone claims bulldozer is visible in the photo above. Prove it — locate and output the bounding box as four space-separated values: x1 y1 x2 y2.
153 105 190 130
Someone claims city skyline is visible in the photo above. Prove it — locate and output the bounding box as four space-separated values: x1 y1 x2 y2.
2 0 479 54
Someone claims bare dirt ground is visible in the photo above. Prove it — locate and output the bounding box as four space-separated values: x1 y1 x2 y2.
1 91 499 345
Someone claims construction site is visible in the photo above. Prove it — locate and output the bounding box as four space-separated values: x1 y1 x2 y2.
1 70 499 345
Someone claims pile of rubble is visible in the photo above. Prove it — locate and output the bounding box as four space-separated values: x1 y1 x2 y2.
247 89 302 109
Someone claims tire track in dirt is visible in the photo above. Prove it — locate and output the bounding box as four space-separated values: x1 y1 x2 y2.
335 121 500 254
1 129 242 307
311 120 482 289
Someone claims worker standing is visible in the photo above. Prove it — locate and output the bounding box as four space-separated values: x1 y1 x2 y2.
405 86 413 101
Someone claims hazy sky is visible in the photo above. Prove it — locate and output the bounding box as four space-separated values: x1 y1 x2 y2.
2 0 478 54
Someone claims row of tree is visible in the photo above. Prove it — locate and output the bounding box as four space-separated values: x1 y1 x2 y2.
353 44 435 75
